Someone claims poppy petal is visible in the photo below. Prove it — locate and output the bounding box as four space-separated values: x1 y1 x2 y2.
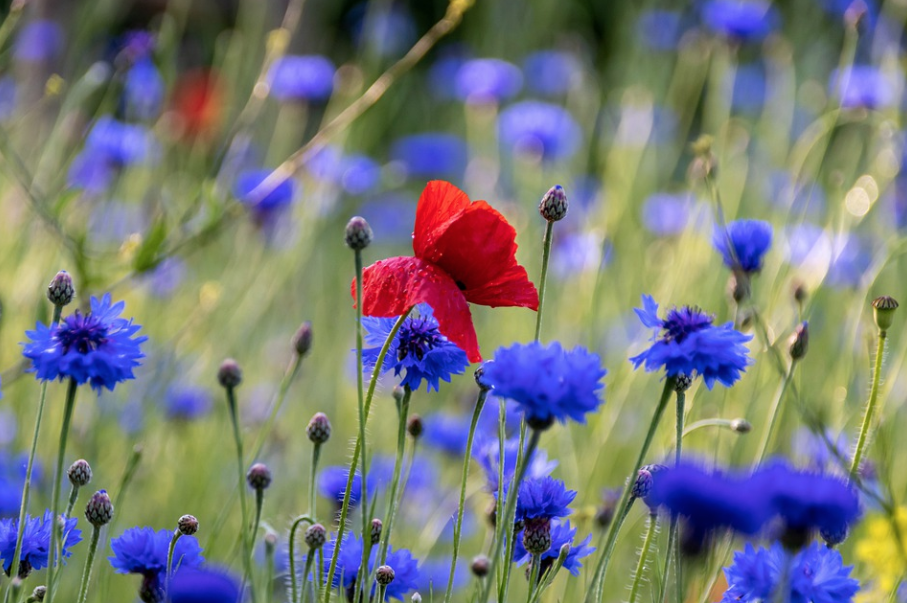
412 180 471 259
353 256 481 362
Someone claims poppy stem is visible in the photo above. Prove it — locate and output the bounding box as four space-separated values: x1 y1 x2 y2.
376 386 413 569
850 329 887 482
42 376 79 603
288 515 314 603
443 386 488 603
534 220 554 342
585 377 676 603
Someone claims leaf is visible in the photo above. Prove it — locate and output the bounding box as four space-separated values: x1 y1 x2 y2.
133 215 168 274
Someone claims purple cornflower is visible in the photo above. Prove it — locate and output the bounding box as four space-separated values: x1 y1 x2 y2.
713 219 773 273
0 511 81 575
701 0 778 42
169 568 241 603
498 101 582 162
629 295 752 388
317 533 419 601
123 58 165 120
267 55 336 102
109 527 204 602
482 341 606 429
722 541 859 603
362 303 469 392
163 385 213 421
454 58 523 103
22 294 147 393
513 520 594 576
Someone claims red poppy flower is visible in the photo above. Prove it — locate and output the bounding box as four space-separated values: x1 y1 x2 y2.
352 180 539 363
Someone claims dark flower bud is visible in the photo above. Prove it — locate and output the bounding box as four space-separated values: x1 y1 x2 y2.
264 532 278 552
306 412 332 444
730 418 752 433
85 490 114 527
31 586 46 602
217 359 242 388
344 216 373 250
407 415 423 439
292 322 313 357
8 561 29 579
46 271 74 307
526 414 555 431
522 518 552 555
471 555 490 577
632 464 667 508
872 296 899 332
485 500 497 527
376 565 395 586
475 363 492 391
789 321 809 360
674 374 693 393
820 523 848 547
140 574 164 603
247 463 272 490
370 518 383 545
305 523 326 549
178 514 198 536
728 272 751 303
67 459 92 487
793 282 808 304
595 488 620 529
538 185 568 222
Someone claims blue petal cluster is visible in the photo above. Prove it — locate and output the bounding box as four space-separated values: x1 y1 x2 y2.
513 520 594 576
68 117 158 192
169 568 240 603
454 58 523 103
233 169 297 225
498 101 582 162
0 511 82 574
701 0 777 41
317 466 367 507
164 385 213 421
318 533 420 601
390 133 468 179
474 436 558 492
109 527 204 594
722 542 860 603
522 51 581 97
482 341 606 426
713 219 773 273
831 65 899 110
513 476 576 522
267 55 336 102
22 294 148 393
362 303 469 392
629 295 752 389
123 58 164 120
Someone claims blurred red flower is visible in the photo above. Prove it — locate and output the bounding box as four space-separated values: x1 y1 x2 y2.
171 69 223 139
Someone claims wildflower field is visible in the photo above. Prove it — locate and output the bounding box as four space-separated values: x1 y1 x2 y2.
0 0 905 601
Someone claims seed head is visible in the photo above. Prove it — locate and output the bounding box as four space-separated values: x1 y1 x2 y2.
305 523 326 549
471 555 490 577
293 322 313 357
85 490 114 527
67 459 92 488
872 296 899 332
306 412 332 444
522 518 552 555
246 463 272 490
674 374 693 393
177 514 198 536
370 518 383 545
376 565 395 586
46 271 74 307
538 185 568 222
789 321 809 360
217 359 242 388
345 216 373 250
407 415 423 439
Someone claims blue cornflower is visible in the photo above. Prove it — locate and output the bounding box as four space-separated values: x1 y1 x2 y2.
474 436 558 492
348 3 417 58
234 169 298 226
498 101 582 162
357 194 416 243
454 58 523 103
267 55 336 102
831 65 900 110
827 234 873 289
22 293 147 393
642 192 692 236
722 541 859 603
551 231 610 277
0 76 16 121
0 511 81 575
169 568 241 603
85 116 157 166
713 219 773 273
14 20 63 62
637 10 690 51
163 385 213 421
793 428 849 472
522 51 581 97
123 58 164 120
729 63 768 113
389 133 468 179
629 295 752 388
482 341 605 428
701 0 778 42
318 466 372 507
422 400 522 456
415 557 467 594
318 533 419 601
513 520 594 576
428 45 471 100
0 452 42 517
512 476 576 523
362 303 469 392
109 527 204 599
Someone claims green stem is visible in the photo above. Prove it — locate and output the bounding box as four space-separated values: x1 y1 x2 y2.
75 526 100 603
376 387 413 567
43 377 78 603
353 248 371 603
300 553 316 603
850 330 887 481
226 386 257 603
443 388 488 603
64 486 80 520
585 377 676 603
309 444 321 521
478 429 541 603
165 531 182 599
672 389 685 603
525 555 541 603
755 361 796 465
288 515 314 603
628 515 658 603
249 354 303 461
498 421 529 603
265 538 275 603
251 488 265 559
528 540 569 603
321 309 413 603
534 220 554 342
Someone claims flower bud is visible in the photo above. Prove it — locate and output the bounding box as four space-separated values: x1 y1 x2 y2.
411 595 422 603
46 271 74 307
305 523 326 549
595 488 620 529
178 514 199 536
674 374 692 393
376 565 395 586
292 322 313 357
872 296 899 332
306 412 332 444
538 185 568 222
793 282 808 304
345 216 373 250
217 359 242 388
730 418 752 434
247 463 272 490
392 386 405 403
522 518 552 555
67 459 92 488
31 586 46 602
370 518 383 545
475 363 492 391
820 523 848 547
632 464 667 508
407 415 423 439
789 321 808 360
85 490 114 527
471 555 490 577
264 532 278 553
